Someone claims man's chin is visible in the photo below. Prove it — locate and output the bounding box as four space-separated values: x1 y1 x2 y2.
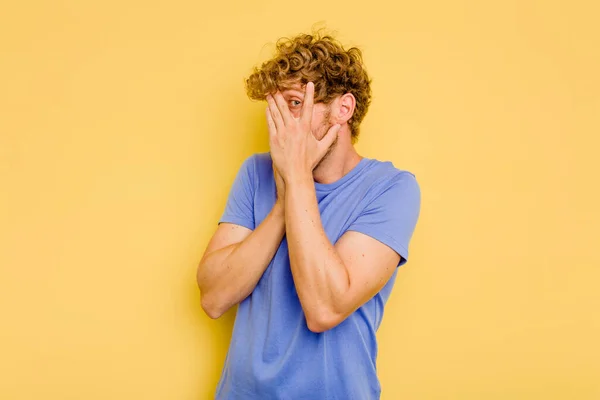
314 135 338 171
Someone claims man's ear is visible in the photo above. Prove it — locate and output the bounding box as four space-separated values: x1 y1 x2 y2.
335 93 356 125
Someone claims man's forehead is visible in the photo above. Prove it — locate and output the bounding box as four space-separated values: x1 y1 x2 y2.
279 82 306 95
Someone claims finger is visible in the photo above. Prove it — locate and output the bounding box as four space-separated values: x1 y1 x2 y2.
266 107 277 143
266 94 285 131
300 82 315 124
273 91 294 126
318 124 341 152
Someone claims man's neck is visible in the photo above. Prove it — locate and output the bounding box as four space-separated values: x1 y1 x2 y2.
312 144 363 185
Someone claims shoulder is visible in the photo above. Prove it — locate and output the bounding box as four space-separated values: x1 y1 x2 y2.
253 152 273 168
362 158 420 198
236 152 272 178
232 153 275 195
250 152 274 182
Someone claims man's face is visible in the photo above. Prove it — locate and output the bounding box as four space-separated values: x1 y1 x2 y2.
279 84 339 168
280 85 334 141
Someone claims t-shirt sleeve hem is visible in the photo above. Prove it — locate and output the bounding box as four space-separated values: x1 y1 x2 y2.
218 216 254 231
346 225 409 266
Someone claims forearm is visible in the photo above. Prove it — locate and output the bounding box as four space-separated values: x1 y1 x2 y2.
285 177 350 328
198 203 285 318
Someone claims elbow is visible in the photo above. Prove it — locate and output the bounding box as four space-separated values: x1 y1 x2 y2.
197 267 225 319
201 293 227 320
305 309 343 333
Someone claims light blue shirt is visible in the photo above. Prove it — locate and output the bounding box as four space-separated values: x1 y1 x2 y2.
215 152 421 399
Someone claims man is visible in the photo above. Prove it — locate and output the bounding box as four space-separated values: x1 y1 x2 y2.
197 32 421 399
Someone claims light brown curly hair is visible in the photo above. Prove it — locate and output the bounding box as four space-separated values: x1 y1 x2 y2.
245 32 372 142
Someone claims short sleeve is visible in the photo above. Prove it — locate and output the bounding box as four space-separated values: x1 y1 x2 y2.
218 155 256 230
347 172 421 267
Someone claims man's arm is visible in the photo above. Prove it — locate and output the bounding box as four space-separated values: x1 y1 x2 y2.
197 202 285 319
264 83 417 332
285 178 400 333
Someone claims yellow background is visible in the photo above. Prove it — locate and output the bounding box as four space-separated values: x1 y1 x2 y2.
1 0 598 399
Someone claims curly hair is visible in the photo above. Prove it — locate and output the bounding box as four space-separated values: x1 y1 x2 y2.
245 32 372 142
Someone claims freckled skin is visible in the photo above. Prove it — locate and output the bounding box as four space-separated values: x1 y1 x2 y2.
262 81 402 333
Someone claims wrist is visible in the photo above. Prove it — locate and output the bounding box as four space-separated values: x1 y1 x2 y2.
272 200 285 218
283 170 313 187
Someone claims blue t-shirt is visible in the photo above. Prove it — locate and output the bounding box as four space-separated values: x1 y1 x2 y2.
215 152 421 400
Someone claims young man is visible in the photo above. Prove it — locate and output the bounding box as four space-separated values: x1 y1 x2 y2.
197 32 421 399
